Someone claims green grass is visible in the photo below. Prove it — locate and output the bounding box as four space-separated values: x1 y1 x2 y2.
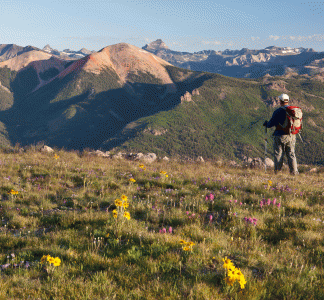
0 148 323 299
111 71 324 165
1 63 324 164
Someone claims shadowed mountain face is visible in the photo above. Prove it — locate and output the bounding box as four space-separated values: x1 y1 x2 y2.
0 42 324 164
0 43 207 150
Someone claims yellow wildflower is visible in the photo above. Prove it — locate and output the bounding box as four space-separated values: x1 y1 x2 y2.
40 254 50 264
53 257 61 267
54 154 59 159
48 256 55 265
8 189 18 195
222 257 234 270
183 246 190 251
222 257 246 289
129 178 136 183
121 195 128 201
238 275 247 289
115 199 122 207
179 240 186 245
123 211 131 220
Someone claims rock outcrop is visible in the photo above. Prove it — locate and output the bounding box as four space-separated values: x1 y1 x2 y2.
142 153 157 163
196 156 205 163
144 127 168 136
181 91 193 103
180 89 199 103
40 145 54 153
242 155 274 169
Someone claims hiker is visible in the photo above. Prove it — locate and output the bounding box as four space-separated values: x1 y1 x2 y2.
263 93 300 175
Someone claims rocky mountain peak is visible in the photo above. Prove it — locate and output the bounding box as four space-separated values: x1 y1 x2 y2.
43 44 53 53
79 48 93 55
142 39 169 52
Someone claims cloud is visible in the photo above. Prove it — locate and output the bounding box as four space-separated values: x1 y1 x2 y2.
268 34 324 43
269 35 280 41
251 36 260 41
202 40 222 46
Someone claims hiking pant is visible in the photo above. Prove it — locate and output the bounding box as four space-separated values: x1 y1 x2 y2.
273 134 298 174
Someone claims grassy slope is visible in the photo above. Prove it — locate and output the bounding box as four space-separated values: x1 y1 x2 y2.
0 149 323 299
111 68 324 165
0 63 324 164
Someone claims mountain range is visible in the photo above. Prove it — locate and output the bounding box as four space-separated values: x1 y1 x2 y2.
142 39 324 78
0 40 324 164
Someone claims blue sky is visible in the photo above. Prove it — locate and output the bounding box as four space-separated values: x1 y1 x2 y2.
1 0 324 52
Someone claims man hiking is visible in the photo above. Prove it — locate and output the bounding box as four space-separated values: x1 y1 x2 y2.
263 93 299 175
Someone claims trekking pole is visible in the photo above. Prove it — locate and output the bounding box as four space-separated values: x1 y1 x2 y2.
264 126 268 172
298 133 303 143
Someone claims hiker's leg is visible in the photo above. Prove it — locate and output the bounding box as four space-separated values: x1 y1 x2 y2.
273 136 284 172
285 135 298 175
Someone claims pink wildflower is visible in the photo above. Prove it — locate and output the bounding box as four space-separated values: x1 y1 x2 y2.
234 200 237 203
273 198 277 205
162 228 166 234
209 215 213 222
277 203 281 208
240 202 243 206
186 211 189 215
168 226 173 234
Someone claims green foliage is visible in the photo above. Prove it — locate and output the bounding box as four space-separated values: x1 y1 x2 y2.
114 72 324 165
0 62 324 165
11 67 39 98
0 87 14 111
0 66 17 89
39 67 60 81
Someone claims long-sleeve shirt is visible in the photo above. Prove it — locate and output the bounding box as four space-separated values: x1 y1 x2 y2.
266 105 288 136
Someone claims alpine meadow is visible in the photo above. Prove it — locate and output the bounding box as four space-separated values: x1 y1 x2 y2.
0 39 324 299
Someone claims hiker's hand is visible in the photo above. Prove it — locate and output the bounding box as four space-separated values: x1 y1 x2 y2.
263 120 268 127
